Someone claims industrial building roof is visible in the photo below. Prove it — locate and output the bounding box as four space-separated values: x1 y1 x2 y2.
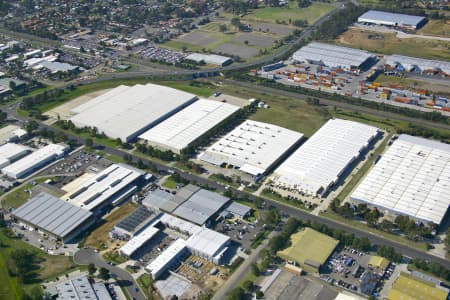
199 120 303 176
224 201 252 217
0 143 30 166
274 119 379 196
358 10 426 27
335 292 367 300
351 134 450 225
120 224 160 257
185 53 233 66
115 205 159 235
185 227 230 258
0 125 27 144
57 276 96 300
172 189 230 225
388 273 448 300
142 189 186 213
292 42 374 69
12 192 93 239
139 99 239 153
69 84 198 142
39 61 79 73
159 213 201 236
386 54 450 75
2 144 67 179
145 239 186 278
277 228 339 269
64 163 144 211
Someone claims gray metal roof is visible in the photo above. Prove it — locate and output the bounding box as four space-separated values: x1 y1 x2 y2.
142 189 186 213
358 10 426 27
56 276 97 300
225 201 252 217
173 189 230 225
12 192 92 238
115 205 158 234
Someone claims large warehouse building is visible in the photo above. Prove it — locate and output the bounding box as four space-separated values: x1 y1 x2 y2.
139 99 240 154
69 84 198 142
386 54 450 76
63 163 145 212
358 10 427 30
273 119 380 197
351 135 450 225
12 192 94 242
199 120 303 180
185 227 230 264
2 143 68 179
292 42 375 71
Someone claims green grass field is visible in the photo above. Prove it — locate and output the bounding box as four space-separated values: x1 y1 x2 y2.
418 19 450 38
335 28 450 61
162 176 178 189
1 177 55 209
241 2 334 24
0 228 78 299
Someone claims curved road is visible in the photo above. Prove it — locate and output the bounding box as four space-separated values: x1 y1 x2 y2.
74 248 146 300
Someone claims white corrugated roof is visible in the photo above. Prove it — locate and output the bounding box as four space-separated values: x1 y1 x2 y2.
139 99 239 153
145 239 186 278
64 163 144 211
358 10 426 27
185 53 232 66
185 227 230 258
274 119 379 195
0 143 30 162
386 54 450 75
292 42 373 69
199 120 303 176
1 144 67 179
69 84 198 142
159 213 201 236
119 225 160 257
351 134 450 225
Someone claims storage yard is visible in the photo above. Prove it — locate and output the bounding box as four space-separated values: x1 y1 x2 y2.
139 99 240 154
351 134 450 225
272 119 380 197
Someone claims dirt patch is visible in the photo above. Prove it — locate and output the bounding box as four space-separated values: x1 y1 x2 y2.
232 33 276 47
214 43 258 58
43 88 112 125
176 31 219 46
84 202 137 249
251 22 295 36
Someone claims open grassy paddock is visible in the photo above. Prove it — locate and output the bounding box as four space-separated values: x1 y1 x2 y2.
335 28 450 61
418 19 450 38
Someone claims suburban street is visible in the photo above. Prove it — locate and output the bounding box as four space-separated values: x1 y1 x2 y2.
74 248 146 300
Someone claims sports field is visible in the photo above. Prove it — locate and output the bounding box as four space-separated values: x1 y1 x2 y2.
336 28 450 61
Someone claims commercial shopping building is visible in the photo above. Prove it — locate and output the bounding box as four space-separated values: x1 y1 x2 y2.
351 134 450 225
273 119 380 197
385 54 450 76
292 42 375 71
358 10 427 30
63 163 145 212
1 143 68 179
199 120 303 180
139 99 239 154
69 84 198 142
12 192 94 243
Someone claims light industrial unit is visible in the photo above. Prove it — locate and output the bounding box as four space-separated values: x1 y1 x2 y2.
56 276 112 300
111 205 160 239
273 119 380 197
358 10 427 29
351 135 450 225
1 143 68 179
63 163 145 212
119 225 160 257
199 120 303 180
145 239 188 279
185 53 233 66
292 42 375 71
185 227 230 264
0 143 31 168
139 99 239 154
69 84 198 142
12 192 94 242
385 54 450 75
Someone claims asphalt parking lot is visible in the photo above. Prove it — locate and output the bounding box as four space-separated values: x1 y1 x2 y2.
214 217 262 250
39 150 104 177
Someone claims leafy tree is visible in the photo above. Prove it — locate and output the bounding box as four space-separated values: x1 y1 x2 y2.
226 287 245 300
98 267 110 280
255 290 264 299
219 24 227 32
242 280 253 292
84 138 94 148
88 263 96 275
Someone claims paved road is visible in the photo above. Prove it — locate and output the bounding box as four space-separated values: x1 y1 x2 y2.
212 232 277 300
74 248 146 300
